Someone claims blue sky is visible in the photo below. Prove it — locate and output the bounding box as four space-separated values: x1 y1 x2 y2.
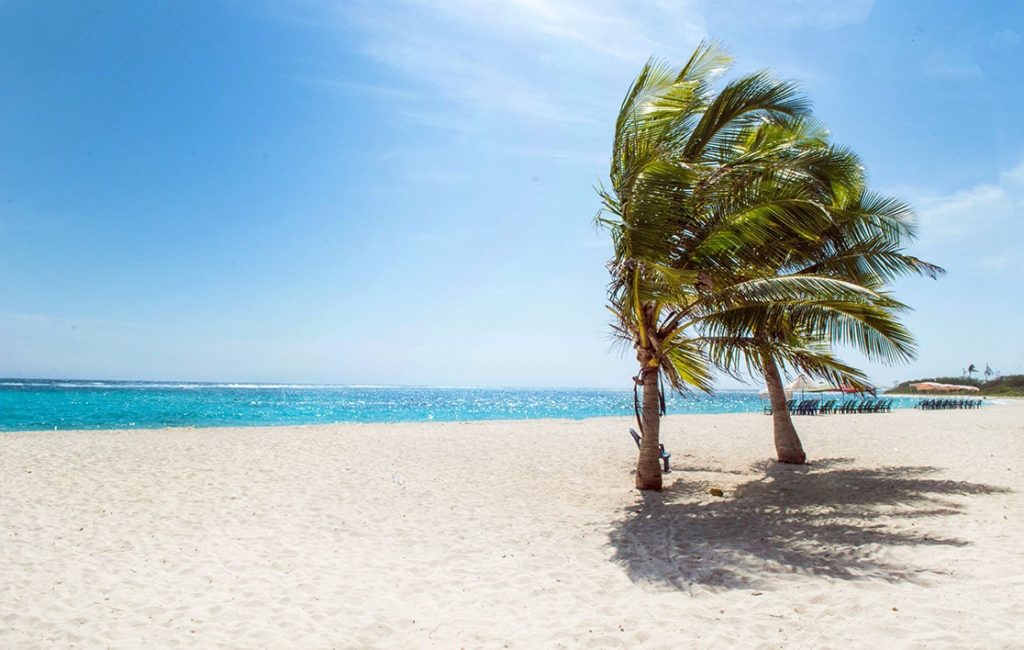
1 0 1021 388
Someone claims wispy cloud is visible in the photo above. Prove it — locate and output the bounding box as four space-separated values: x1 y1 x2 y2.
702 0 873 30
991 28 1021 50
916 160 1024 238
295 76 419 101
372 149 469 185
292 0 884 178
313 0 707 128
917 184 1006 240
408 232 447 244
487 146 607 166
910 158 1024 276
306 0 882 129
780 0 873 28
922 50 983 80
975 252 1022 272
412 0 702 61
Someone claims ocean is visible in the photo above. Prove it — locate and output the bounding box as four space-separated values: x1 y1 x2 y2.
0 379 925 431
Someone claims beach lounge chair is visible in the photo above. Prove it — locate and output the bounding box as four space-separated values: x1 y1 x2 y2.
764 399 796 415
629 428 671 473
799 399 820 415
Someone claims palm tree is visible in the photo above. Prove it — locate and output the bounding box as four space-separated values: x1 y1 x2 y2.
599 44 944 487
741 187 944 463
968 363 977 379
668 110 944 463
598 43 880 489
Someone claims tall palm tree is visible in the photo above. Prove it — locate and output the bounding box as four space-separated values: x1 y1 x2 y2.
599 43 943 487
730 186 945 463
598 43 879 489
672 113 941 465
775 187 942 462
673 104 947 462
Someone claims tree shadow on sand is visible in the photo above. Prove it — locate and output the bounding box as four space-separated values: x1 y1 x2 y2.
608 458 1011 591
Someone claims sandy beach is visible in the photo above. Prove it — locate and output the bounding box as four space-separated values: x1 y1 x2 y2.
2 401 1022 648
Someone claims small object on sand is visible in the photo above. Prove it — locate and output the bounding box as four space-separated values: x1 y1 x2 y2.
709 487 724 497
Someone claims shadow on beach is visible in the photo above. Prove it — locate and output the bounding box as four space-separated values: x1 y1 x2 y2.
608 458 1011 591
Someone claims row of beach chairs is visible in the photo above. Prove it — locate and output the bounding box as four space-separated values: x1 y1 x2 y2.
916 398 983 410
764 398 895 416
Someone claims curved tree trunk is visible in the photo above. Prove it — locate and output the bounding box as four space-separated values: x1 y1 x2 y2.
763 357 807 464
635 365 664 490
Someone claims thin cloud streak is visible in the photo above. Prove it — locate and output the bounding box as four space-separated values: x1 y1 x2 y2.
907 158 1024 278
296 76 419 101
487 146 607 166
317 0 707 127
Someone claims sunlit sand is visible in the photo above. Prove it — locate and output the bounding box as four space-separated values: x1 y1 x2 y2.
2 402 1021 647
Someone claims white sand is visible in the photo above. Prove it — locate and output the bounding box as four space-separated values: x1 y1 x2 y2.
2 401 1022 648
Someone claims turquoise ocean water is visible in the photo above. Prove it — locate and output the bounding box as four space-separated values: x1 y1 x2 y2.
0 379 925 431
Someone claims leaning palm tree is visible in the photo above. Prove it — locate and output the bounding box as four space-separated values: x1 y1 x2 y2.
753 187 944 463
598 43 878 489
599 43 944 487
704 182 946 464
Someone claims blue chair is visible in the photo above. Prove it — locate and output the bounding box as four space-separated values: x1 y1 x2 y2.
629 428 671 473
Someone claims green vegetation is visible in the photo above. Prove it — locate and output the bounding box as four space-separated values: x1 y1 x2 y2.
889 375 1024 396
596 43 940 490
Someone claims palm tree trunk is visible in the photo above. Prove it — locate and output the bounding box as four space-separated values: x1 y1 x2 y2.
635 365 664 490
763 357 807 464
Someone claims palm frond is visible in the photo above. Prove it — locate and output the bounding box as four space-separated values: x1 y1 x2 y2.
682 71 811 161
598 44 940 405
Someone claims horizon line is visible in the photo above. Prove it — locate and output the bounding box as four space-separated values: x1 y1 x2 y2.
0 376 772 392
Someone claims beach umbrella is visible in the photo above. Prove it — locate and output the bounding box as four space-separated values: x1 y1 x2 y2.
807 382 838 393
837 382 877 397
784 373 834 397
911 381 979 395
912 381 977 392
784 374 818 393
759 386 793 399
